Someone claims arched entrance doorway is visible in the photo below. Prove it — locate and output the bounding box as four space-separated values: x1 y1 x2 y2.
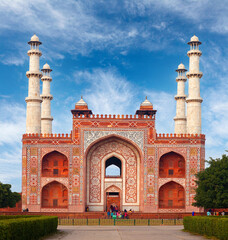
159 181 185 209
41 181 68 208
86 136 141 212
105 185 121 212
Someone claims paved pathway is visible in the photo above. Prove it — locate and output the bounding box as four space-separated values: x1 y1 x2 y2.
45 226 206 240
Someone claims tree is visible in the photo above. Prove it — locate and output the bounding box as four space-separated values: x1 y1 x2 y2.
0 182 21 208
193 154 228 209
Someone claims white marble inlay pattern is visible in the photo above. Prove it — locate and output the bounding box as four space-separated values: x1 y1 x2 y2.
84 130 144 152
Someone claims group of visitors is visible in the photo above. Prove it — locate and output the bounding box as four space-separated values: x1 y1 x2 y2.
107 205 134 219
207 209 225 216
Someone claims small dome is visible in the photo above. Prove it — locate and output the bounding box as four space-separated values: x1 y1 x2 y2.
190 35 199 42
30 34 39 42
76 96 87 106
43 63 50 69
178 63 185 70
141 96 153 107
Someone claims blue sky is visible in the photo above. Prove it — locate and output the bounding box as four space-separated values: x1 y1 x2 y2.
1 0 228 192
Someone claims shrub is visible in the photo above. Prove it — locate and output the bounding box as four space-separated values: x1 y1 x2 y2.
0 216 58 240
184 216 228 240
0 215 40 220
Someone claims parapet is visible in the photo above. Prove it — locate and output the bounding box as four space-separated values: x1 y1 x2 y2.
156 133 205 139
72 114 154 120
23 133 72 138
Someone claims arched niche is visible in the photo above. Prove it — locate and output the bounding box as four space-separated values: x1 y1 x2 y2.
159 151 185 178
159 181 185 209
105 156 122 177
86 136 141 208
41 181 68 208
42 151 68 177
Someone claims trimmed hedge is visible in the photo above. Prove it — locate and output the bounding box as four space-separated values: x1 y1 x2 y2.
183 216 228 240
0 216 58 240
0 215 40 220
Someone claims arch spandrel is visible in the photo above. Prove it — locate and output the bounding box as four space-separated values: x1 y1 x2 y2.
41 177 69 188
84 131 144 154
41 148 70 160
105 185 121 192
158 179 185 189
158 148 187 160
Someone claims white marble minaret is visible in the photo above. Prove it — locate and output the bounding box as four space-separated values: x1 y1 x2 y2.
41 63 53 134
25 34 42 134
186 35 203 134
174 63 187 134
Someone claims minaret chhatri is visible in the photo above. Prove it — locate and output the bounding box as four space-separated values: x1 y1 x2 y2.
174 63 187 134
25 34 42 134
41 63 53 134
186 35 203 134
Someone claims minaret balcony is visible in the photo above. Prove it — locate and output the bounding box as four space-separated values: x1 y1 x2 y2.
186 72 203 78
26 71 42 78
176 76 187 82
25 96 42 103
174 95 186 100
186 97 203 103
187 50 202 57
27 49 42 56
174 116 187 121
41 76 52 82
41 116 53 121
40 94 53 100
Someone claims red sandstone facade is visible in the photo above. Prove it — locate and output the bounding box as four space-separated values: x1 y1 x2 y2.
22 101 205 213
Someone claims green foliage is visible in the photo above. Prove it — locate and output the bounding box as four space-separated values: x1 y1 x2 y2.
0 182 21 208
183 216 228 240
0 215 40 220
0 216 58 240
193 154 228 208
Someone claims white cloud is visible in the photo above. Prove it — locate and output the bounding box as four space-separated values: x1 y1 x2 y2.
124 0 228 34
0 101 26 145
144 90 175 134
0 0 185 65
0 0 227 68
0 101 25 191
73 68 138 114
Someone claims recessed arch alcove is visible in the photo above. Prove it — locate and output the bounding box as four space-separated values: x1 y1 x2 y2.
159 151 185 178
85 135 142 212
42 151 68 177
41 181 68 208
159 181 185 209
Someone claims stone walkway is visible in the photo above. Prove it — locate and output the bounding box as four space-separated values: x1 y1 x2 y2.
45 226 206 240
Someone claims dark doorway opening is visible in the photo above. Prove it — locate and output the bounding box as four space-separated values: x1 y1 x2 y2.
106 192 120 211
